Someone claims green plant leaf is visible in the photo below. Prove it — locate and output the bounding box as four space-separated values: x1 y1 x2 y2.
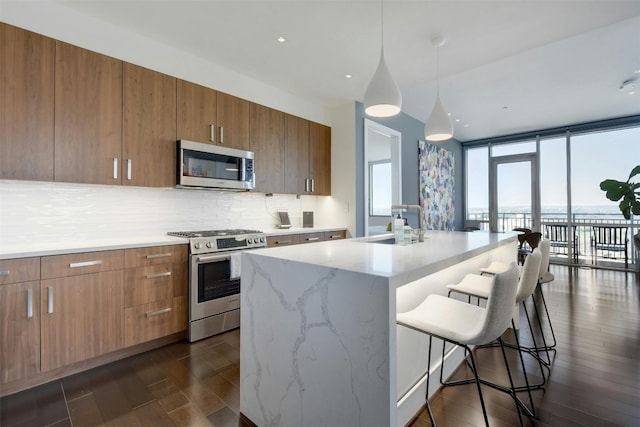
628 165 640 180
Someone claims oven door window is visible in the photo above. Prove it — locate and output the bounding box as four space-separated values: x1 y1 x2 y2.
198 260 240 302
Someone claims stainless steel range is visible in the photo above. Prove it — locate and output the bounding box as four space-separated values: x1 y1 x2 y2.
167 229 266 342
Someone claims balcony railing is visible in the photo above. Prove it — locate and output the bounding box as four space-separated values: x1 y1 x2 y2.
467 212 638 269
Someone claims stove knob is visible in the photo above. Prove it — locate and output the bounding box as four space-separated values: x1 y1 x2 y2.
194 242 202 249
206 242 213 248
248 238 253 244
260 237 265 243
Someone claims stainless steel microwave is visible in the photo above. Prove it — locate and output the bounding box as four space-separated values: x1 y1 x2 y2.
177 140 255 190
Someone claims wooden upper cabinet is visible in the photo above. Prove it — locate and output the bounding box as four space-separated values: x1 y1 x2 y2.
177 79 217 144
284 114 310 194
54 42 122 185
251 104 285 193
177 80 250 150
309 122 331 195
216 92 250 150
123 63 176 187
0 23 54 181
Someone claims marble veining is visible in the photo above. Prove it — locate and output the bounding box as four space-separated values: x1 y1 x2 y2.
241 253 393 427
240 232 517 427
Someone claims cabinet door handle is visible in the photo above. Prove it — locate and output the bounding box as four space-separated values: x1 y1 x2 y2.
146 253 172 259
113 158 118 179
311 178 315 192
219 126 224 144
0 270 9 276
210 124 215 143
69 260 102 268
146 307 171 317
27 288 33 318
47 287 54 314
145 271 172 279
306 237 320 241
304 178 309 192
127 159 132 180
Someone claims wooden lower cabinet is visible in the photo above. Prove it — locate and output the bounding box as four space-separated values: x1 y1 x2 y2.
0 281 41 383
266 234 300 247
325 230 347 241
123 244 188 347
40 270 124 372
124 296 186 347
266 230 347 248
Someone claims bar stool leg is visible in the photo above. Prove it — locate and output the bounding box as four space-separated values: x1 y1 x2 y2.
425 336 436 426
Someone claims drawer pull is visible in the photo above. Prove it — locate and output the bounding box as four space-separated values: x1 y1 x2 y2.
277 240 291 245
0 270 9 276
70 260 102 268
27 288 33 318
146 307 172 317
145 271 172 279
306 237 320 241
329 235 342 239
47 287 54 314
146 253 172 259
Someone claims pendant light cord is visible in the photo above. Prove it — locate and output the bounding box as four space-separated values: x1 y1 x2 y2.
436 43 440 96
380 0 384 54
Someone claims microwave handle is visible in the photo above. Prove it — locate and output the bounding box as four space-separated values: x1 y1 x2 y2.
240 158 246 181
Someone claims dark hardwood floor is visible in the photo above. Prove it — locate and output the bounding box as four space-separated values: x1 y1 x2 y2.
1 265 639 426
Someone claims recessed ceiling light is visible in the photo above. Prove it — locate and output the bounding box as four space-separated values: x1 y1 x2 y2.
634 69 640 74
345 74 353 79
463 124 469 128
277 36 286 43
455 119 460 122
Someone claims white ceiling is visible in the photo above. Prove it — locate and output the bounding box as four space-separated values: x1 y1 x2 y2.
56 0 640 142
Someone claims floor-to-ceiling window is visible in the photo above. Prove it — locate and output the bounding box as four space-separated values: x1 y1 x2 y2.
464 122 639 270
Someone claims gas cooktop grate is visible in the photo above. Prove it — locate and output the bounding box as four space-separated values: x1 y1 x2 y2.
167 229 263 239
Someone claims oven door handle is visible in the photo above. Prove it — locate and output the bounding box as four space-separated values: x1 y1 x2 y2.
195 253 232 264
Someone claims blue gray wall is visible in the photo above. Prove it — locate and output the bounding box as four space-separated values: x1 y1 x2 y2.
355 102 464 237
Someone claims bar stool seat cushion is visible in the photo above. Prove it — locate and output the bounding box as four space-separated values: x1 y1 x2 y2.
397 295 487 345
446 274 493 299
539 271 554 284
479 261 511 275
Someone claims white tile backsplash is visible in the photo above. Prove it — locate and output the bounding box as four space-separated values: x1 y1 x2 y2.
0 180 346 247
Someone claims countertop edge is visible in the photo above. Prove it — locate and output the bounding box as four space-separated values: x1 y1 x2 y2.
0 237 189 260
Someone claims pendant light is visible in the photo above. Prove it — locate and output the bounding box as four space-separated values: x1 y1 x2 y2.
363 0 401 117
425 36 453 141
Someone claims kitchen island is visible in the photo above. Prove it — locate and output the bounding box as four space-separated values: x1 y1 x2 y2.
240 231 517 427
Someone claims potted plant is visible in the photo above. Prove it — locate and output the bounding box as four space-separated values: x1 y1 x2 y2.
599 165 640 254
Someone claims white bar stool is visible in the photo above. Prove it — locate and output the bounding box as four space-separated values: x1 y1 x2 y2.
396 264 522 427
447 249 544 417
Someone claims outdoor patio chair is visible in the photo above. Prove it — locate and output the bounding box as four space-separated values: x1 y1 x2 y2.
591 226 629 269
544 224 579 263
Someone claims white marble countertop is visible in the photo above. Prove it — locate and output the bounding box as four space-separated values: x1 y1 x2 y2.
0 235 189 260
248 230 517 287
0 226 348 260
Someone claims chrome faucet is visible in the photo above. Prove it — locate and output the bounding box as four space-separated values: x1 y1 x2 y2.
391 204 425 241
